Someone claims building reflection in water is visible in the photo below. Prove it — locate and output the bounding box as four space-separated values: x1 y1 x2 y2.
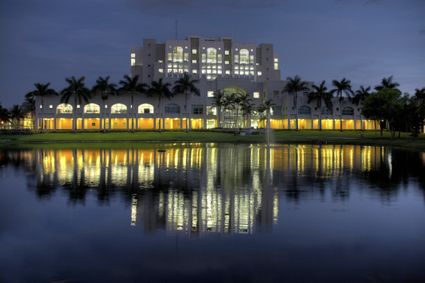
2 143 424 235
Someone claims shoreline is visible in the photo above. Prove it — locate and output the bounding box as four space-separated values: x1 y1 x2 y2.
1 130 425 150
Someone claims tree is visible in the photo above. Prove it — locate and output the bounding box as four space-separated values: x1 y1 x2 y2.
331 78 354 131
172 73 200 131
9 105 25 129
26 83 57 130
0 104 10 129
60 76 91 131
146 79 173 131
409 88 425 137
92 76 118 131
308 81 333 130
362 88 402 137
283 76 309 130
352 86 371 106
257 99 275 129
118 75 147 131
239 94 254 128
375 76 400 91
212 89 226 128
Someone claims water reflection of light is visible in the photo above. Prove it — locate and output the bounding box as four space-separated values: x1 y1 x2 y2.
28 144 392 234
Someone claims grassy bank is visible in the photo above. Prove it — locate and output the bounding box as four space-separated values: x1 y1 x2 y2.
0 130 424 150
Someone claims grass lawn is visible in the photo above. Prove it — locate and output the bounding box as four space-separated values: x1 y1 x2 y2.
0 130 425 150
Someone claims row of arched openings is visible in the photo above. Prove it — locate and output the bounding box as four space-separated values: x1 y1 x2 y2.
56 103 155 114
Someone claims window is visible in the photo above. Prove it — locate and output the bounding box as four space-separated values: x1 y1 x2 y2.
192 59 197 64
84 103 100 114
192 49 197 54
49 105 53 109
165 103 180 114
138 103 154 114
207 91 214 97
192 105 203 115
206 106 217 115
224 50 230 55
172 46 183 63
225 60 229 65
342 106 354 115
56 103 73 114
192 69 198 74
158 68 163 73
257 71 262 76
111 103 127 114
225 70 230 75
207 48 217 63
239 49 249 64
131 53 136 66
298 105 311 115
253 92 260 99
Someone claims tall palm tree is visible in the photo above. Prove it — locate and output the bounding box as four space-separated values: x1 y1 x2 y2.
61 76 91 131
92 76 118 131
257 99 275 129
375 76 400 91
9 105 24 129
283 76 309 130
212 89 226 128
146 78 173 131
0 104 10 129
26 83 57 131
119 75 147 131
331 78 353 131
308 81 332 130
173 73 200 131
239 94 253 128
352 86 371 106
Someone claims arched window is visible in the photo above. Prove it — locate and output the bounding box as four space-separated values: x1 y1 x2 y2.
56 103 73 114
138 103 154 114
84 103 100 114
165 103 180 114
172 46 183 63
111 103 127 114
206 48 217 63
298 105 311 115
321 107 333 115
342 106 354 115
239 49 249 64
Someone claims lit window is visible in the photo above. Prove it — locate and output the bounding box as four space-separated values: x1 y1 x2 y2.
131 59 135 66
274 58 279 63
274 62 279 70
138 103 154 114
257 71 262 76
225 50 230 55
76 105 80 109
225 70 230 75
207 48 217 63
192 49 197 54
40 105 43 109
158 59 163 63
84 103 100 114
207 91 214 97
201 69 206 74
192 69 198 74
111 103 127 114
105 105 108 109
167 53 172 61
158 68 163 73
235 71 239 75
49 105 53 109
225 61 229 65
131 53 135 58
206 106 217 115
253 92 260 99
172 46 184 63
192 59 197 64
201 53 206 63
240 49 249 64
184 53 189 61
56 103 72 114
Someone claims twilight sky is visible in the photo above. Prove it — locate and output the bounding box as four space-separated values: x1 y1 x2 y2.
0 0 424 107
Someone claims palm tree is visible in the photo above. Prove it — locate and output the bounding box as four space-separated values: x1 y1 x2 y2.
9 105 24 129
375 76 400 91
119 75 147 131
257 99 275 129
61 76 91 131
308 81 332 130
173 73 200 131
146 78 173 131
212 89 226 128
352 86 371 106
283 76 309 130
26 83 57 131
331 78 353 131
92 76 118 131
0 104 10 129
414 88 425 100
239 94 253 128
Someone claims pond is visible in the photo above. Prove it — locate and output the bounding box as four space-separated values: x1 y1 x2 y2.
0 144 424 283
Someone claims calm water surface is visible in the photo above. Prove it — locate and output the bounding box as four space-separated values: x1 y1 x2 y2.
0 143 424 283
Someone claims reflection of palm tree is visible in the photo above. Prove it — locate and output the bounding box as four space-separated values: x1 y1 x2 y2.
146 79 173 131
92 76 118 131
26 83 57 131
308 81 332 130
60 77 91 131
331 78 353 131
173 73 200 131
283 76 309 130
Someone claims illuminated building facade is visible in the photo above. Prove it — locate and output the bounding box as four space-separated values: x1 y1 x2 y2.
34 36 378 131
